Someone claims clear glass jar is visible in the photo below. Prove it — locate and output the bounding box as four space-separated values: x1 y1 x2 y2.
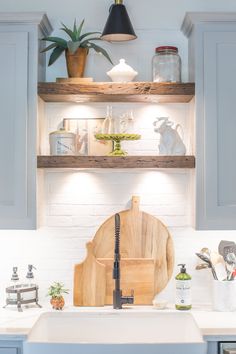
152 46 181 83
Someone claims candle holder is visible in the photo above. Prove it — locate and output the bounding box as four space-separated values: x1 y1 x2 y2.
95 133 141 156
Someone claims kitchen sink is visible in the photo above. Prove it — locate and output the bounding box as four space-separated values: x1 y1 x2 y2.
24 310 206 354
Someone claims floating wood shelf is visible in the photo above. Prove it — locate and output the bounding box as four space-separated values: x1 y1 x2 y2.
37 156 195 169
38 82 195 103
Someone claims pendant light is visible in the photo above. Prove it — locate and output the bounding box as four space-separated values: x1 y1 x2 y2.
101 0 137 42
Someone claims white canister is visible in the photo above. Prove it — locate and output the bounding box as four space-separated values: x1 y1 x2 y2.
212 280 236 311
107 59 138 82
49 128 76 155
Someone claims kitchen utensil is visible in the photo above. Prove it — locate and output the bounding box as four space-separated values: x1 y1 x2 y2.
74 196 174 306
226 252 236 264
218 241 236 258
74 242 106 306
200 247 211 257
196 251 227 280
195 253 218 280
195 263 210 270
225 253 236 280
210 252 227 281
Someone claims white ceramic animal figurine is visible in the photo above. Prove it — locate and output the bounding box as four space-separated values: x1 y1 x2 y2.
153 117 186 155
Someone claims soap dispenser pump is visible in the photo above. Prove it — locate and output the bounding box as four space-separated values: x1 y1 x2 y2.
26 265 36 286
175 264 192 310
11 267 20 288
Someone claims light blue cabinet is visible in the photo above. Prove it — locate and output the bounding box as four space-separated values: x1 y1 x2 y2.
0 13 52 229
0 349 18 354
182 13 236 229
0 340 22 354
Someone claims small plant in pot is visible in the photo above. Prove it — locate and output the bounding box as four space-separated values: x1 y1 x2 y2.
47 282 69 310
41 19 113 78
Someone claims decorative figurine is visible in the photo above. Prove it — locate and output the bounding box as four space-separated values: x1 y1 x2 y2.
153 117 186 156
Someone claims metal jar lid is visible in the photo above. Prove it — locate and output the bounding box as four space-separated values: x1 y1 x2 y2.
49 128 75 136
155 46 178 53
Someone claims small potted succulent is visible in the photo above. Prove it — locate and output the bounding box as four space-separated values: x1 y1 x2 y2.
41 19 113 78
47 282 69 310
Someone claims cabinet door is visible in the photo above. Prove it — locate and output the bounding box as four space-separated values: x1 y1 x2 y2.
0 349 17 354
196 30 236 229
0 31 35 229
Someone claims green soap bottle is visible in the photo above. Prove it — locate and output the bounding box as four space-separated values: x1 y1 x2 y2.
175 264 192 310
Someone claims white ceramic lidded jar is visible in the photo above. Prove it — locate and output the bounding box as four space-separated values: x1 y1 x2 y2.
49 128 76 155
152 46 181 83
107 59 138 82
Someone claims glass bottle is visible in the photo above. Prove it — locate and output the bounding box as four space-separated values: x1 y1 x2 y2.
23 265 37 301
102 106 113 134
152 46 181 83
8 267 20 301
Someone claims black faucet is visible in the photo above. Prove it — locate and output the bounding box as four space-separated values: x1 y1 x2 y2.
113 213 134 309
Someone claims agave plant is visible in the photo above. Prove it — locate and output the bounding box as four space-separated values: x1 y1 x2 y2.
41 19 113 66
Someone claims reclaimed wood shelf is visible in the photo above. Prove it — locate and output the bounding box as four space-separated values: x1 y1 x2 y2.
37 155 195 169
38 82 195 103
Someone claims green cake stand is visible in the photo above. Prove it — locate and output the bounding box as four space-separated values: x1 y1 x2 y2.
95 133 141 156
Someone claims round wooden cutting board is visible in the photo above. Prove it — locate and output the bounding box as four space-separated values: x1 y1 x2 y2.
74 196 174 306
92 196 174 296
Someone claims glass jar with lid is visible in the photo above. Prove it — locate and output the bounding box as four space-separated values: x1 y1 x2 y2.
152 46 181 83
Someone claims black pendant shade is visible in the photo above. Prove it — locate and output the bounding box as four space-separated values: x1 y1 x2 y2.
101 2 137 42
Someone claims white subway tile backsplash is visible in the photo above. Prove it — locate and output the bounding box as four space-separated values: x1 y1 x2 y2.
0 101 233 308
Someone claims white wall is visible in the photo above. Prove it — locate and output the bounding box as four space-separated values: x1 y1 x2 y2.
1 1 236 309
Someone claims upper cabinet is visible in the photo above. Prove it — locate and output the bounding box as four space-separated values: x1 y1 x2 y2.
0 13 52 229
182 13 236 229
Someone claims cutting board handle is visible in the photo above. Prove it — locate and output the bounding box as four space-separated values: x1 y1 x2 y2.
131 196 140 212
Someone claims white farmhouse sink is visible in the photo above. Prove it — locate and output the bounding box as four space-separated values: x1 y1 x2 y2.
24 311 206 354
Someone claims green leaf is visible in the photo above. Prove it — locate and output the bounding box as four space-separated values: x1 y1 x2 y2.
79 31 101 41
47 282 69 297
60 22 77 41
73 19 77 34
88 42 113 65
80 37 101 48
40 43 58 53
67 40 81 54
76 19 85 40
42 36 67 48
48 46 65 66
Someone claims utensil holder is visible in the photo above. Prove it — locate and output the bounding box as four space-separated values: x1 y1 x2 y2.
212 280 236 311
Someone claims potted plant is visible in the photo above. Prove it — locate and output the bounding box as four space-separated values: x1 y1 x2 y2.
47 282 69 310
41 19 113 78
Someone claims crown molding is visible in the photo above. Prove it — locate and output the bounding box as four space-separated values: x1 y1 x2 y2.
0 12 52 35
182 12 236 37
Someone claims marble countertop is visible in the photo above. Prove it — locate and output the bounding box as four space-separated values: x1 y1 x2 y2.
0 304 236 341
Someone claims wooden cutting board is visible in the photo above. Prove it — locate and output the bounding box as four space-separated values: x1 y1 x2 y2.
74 196 174 306
98 258 155 304
93 196 174 295
74 242 106 306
